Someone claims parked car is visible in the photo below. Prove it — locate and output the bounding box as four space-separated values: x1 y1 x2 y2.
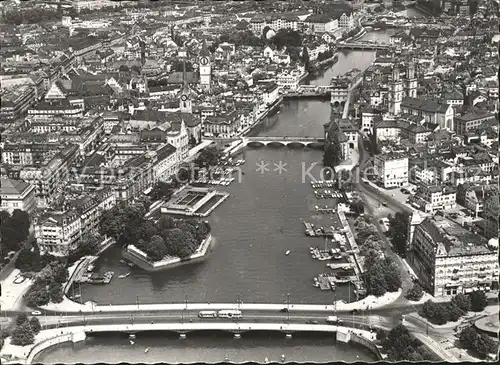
401 188 409 194
31 311 42 316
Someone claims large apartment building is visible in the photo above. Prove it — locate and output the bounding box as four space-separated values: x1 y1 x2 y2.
34 187 116 256
374 153 409 188
407 214 499 297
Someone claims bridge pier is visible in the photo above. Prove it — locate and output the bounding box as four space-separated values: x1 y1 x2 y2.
179 333 187 340
128 333 136 339
285 333 293 339
233 333 241 339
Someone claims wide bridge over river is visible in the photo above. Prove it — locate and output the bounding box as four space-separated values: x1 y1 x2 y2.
337 42 390 51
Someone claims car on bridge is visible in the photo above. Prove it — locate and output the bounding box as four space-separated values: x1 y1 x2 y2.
305 320 318 324
280 308 289 313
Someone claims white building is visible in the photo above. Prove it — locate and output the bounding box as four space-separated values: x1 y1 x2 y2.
277 72 301 91
414 185 457 213
407 214 498 297
34 188 116 256
0 178 37 216
374 153 409 188
262 82 280 106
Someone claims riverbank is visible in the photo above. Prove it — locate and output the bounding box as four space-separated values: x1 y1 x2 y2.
122 234 213 272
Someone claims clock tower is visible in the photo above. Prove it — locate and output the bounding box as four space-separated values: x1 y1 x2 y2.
199 39 211 91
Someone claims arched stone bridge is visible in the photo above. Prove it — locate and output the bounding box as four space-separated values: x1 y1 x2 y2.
242 136 325 148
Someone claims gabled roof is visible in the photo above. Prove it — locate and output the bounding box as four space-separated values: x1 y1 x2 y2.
0 178 31 196
401 97 450 114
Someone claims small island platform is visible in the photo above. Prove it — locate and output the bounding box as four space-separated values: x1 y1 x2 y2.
160 186 229 217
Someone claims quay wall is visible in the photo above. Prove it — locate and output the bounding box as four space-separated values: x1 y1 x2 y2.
122 234 212 272
350 332 384 360
26 333 74 364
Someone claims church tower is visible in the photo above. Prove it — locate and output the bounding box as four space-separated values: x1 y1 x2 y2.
199 39 211 91
179 60 192 114
389 65 403 115
406 59 417 98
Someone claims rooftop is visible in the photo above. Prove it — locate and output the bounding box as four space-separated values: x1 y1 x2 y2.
420 216 492 257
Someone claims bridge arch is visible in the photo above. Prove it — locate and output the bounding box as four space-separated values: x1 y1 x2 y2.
267 141 286 148
246 141 265 148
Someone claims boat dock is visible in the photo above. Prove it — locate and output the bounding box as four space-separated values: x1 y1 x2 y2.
327 262 354 270
304 222 334 237
311 180 336 189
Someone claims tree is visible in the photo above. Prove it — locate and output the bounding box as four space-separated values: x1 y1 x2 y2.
144 235 167 262
48 282 64 303
387 212 410 256
29 317 41 334
382 324 417 361
406 283 424 301
473 333 497 358
350 200 364 215
194 146 222 169
383 257 402 292
72 233 100 259
99 204 146 246
451 293 471 313
158 215 176 231
16 313 28 326
323 143 342 168
10 209 30 242
165 228 197 258
10 323 35 346
150 181 175 202
15 249 43 273
469 290 487 312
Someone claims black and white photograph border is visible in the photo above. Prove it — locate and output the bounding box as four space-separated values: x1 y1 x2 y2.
0 0 498 364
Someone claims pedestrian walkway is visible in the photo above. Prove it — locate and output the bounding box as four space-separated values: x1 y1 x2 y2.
42 289 402 313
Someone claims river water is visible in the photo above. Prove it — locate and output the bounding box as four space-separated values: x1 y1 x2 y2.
38 25 420 363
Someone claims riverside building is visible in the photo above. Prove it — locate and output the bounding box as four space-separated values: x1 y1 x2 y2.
407 213 499 297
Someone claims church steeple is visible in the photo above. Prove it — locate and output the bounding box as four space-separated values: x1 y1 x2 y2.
199 38 212 91
179 59 192 114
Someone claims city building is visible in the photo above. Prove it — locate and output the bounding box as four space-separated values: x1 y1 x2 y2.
483 193 499 239
401 97 454 131
374 153 409 188
324 118 358 162
454 110 496 135
33 187 116 256
0 178 37 216
456 183 498 218
407 214 499 297
305 14 339 33
412 185 457 213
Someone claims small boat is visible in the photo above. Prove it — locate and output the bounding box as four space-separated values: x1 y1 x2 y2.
87 264 95 272
120 259 126 264
127 262 134 268
129 340 135 345
118 273 130 279
144 348 149 353
265 357 269 363
281 354 286 362
285 250 291 256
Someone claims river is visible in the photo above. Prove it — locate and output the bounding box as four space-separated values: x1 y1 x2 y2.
38 25 417 363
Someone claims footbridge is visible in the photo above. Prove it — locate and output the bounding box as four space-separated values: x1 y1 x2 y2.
338 42 390 51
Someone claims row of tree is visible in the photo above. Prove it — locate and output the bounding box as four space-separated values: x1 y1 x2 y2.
387 212 411 257
419 291 488 325
362 254 402 297
99 204 211 261
380 324 438 361
136 216 211 261
1 210 30 256
24 262 68 307
316 49 336 63
10 314 42 347
459 326 497 359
